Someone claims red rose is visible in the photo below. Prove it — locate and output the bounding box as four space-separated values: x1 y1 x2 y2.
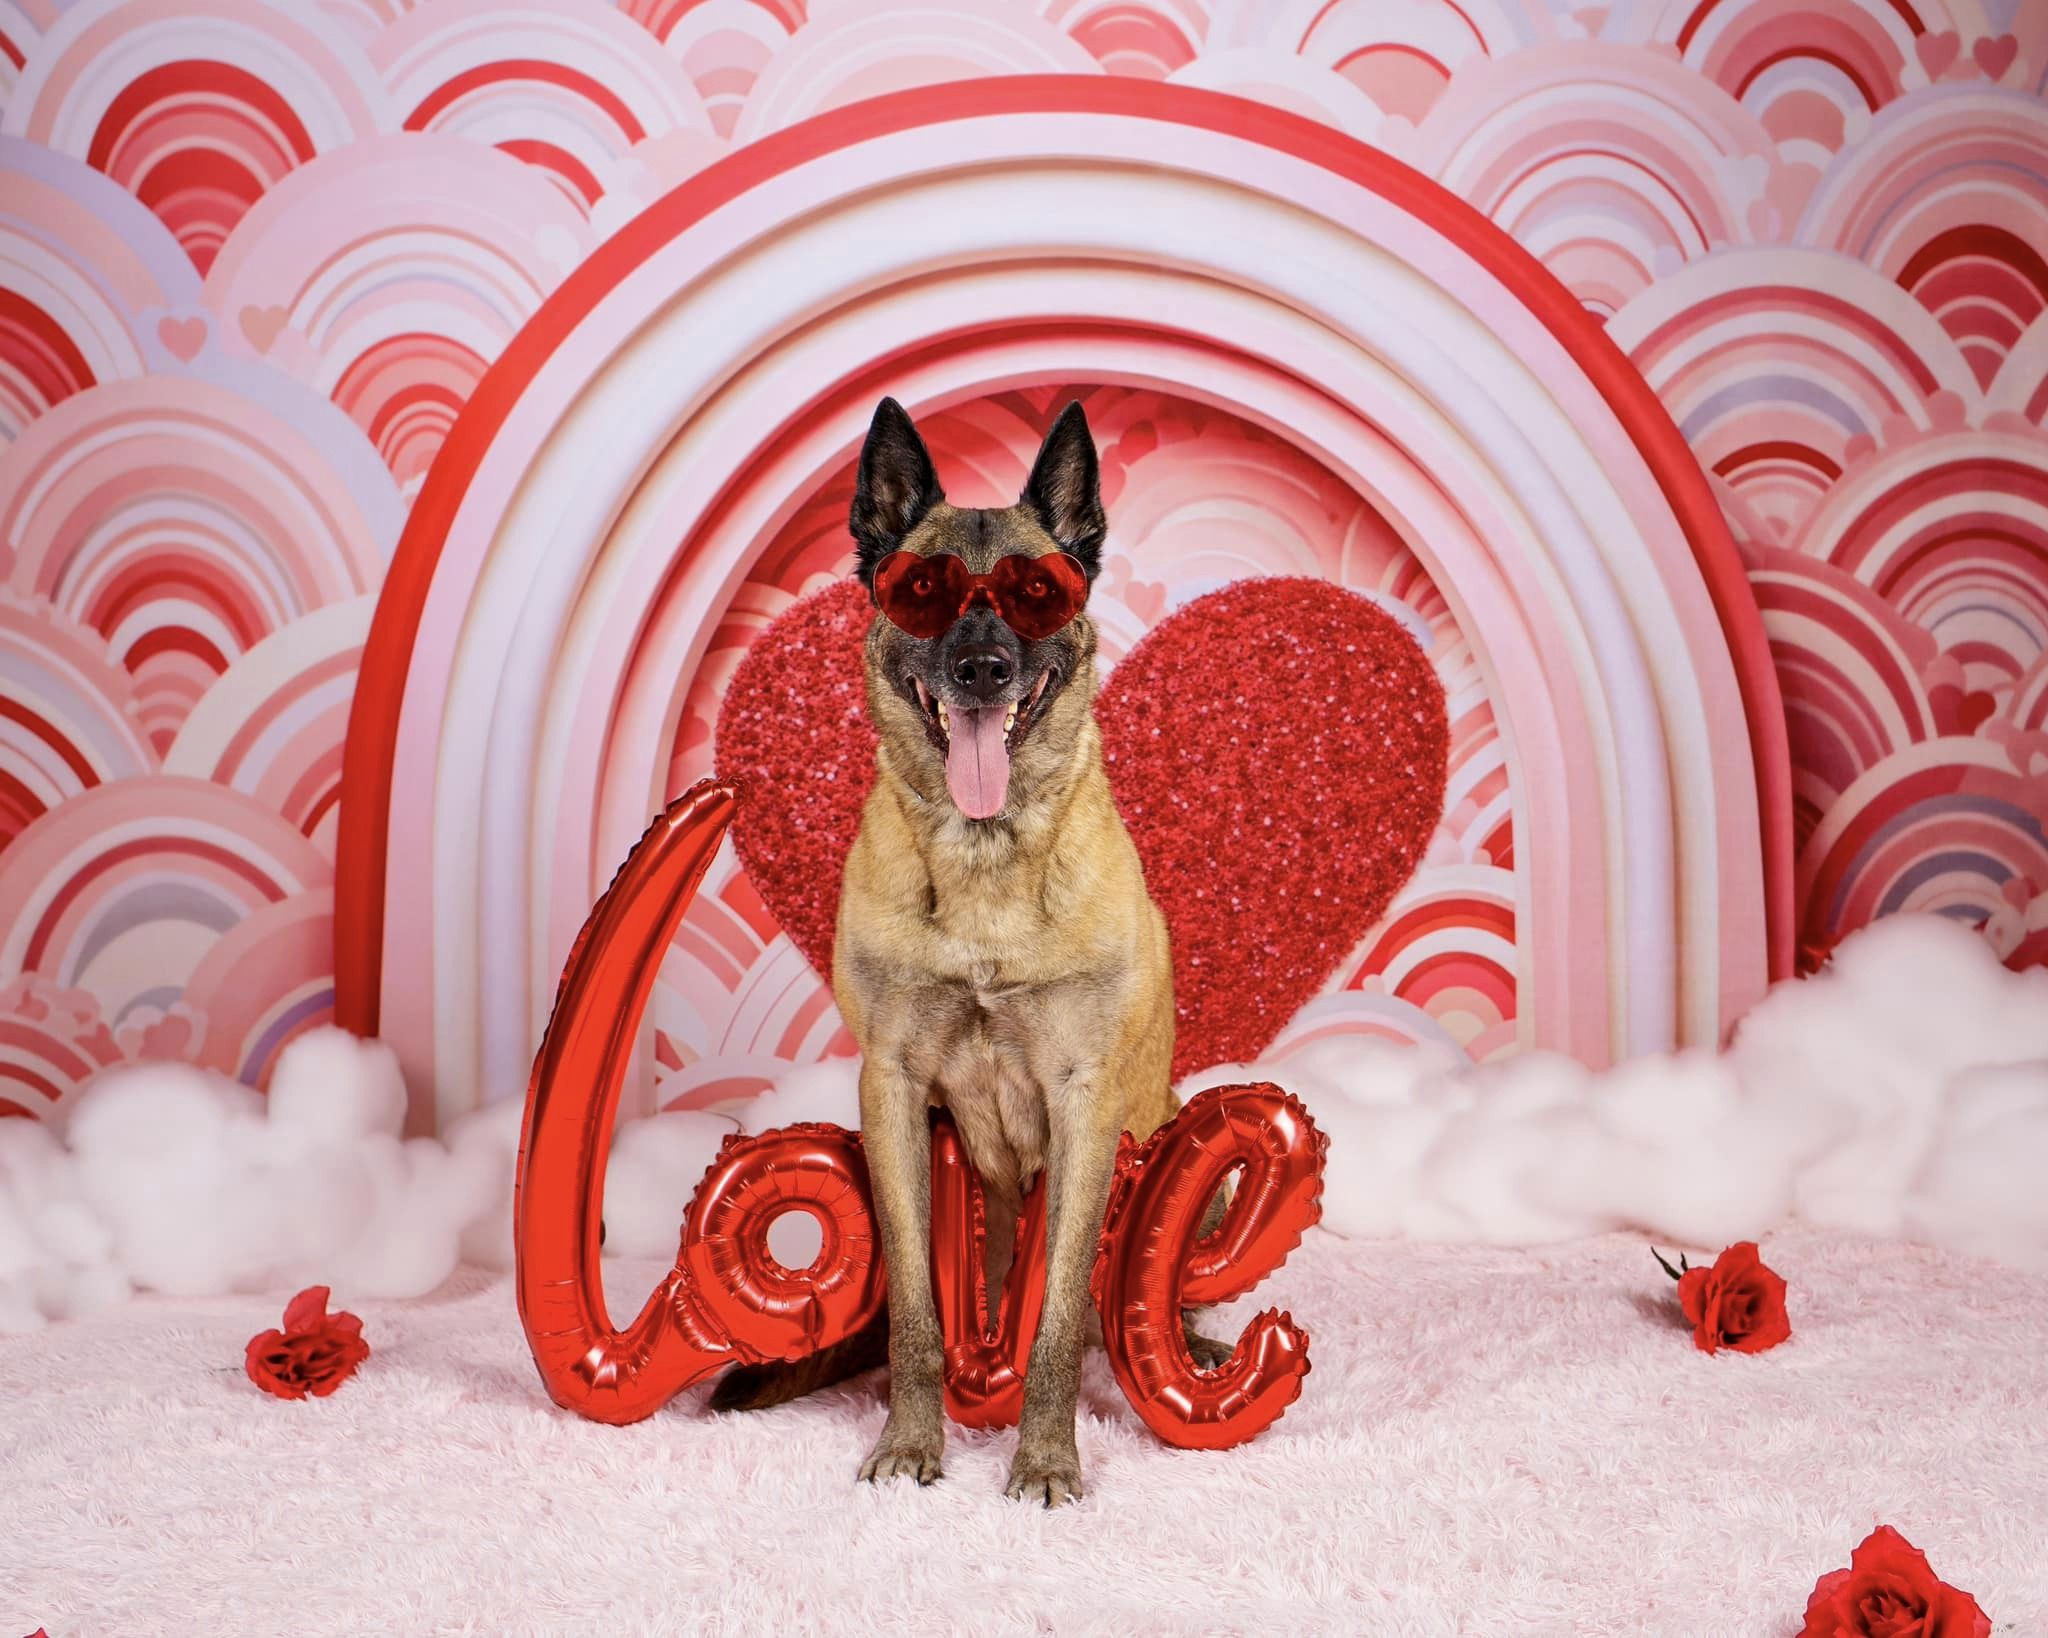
1653 1240 1791 1355
244 1285 370 1400
1800 1525 1991 1638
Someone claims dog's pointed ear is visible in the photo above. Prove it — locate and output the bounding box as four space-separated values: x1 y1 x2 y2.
850 397 943 588
1020 399 1106 579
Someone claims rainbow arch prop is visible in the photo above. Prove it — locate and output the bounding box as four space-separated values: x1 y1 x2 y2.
330 79 1792 1130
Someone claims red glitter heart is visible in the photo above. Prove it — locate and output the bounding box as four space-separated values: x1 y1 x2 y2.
714 577 1448 1077
713 581 878 974
1096 577 1447 1075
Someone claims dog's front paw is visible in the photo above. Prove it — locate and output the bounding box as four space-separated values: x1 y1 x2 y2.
1004 1443 1083 1507
859 1422 944 1487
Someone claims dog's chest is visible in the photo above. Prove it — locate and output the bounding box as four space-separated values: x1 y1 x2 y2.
922 981 1077 1195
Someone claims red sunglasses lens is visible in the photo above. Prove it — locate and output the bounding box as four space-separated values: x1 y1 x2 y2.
874 551 970 639
873 550 1088 640
989 552 1088 640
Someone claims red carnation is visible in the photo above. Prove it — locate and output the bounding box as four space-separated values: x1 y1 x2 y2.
1651 1241 1791 1355
1799 1525 1990 1637
244 1285 371 1400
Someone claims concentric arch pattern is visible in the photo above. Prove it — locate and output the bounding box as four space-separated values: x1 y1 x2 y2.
330 80 1786 1130
4 3 2041 1131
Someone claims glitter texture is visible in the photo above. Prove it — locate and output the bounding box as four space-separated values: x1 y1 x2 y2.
714 579 879 977
714 575 1449 1077
1095 577 1448 1076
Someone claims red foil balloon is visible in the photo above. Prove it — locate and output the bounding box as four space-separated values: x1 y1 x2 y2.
1092 1082 1328 1450
514 779 883 1424
516 779 1326 1446
678 1122 884 1362
929 1116 1047 1429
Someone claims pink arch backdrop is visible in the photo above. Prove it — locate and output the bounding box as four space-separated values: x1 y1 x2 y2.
336 79 1784 1128
0 1 2043 1134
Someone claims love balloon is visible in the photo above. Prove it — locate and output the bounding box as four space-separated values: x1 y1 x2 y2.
515 779 1328 1449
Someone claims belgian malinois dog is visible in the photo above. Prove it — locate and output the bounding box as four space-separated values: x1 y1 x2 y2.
712 397 1221 1505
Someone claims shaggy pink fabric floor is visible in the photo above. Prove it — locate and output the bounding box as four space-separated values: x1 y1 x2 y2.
5 1228 2044 1636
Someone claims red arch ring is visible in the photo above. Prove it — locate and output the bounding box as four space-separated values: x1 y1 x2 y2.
336 77 1795 1039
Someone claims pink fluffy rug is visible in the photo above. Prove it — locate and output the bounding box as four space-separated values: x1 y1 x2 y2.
6 1227 2044 1635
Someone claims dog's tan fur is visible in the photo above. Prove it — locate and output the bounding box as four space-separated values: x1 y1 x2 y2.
713 398 1210 1504
853 397 1191 1506
836 626 1180 1501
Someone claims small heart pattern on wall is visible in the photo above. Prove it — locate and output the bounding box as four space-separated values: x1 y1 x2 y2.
239 303 290 353
714 576 1448 1077
156 314 207 361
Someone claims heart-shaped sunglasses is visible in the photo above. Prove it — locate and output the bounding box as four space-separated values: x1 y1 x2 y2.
872 549 1089 641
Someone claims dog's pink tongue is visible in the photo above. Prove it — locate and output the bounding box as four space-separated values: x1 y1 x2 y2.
945 705 1011 819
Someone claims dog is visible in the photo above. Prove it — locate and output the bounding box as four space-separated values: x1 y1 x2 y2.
712 396 1221 1505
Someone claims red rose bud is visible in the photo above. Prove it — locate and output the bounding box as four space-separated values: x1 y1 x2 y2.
1799 1525 1990 1638
1652 1241 1790 1355
244 1285 371 1400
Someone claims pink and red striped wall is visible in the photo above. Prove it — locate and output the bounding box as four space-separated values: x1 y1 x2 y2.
0 1 2043 1132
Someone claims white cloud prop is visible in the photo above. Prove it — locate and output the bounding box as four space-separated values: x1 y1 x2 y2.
0 913 2042 1332
1183 914 2048 1264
